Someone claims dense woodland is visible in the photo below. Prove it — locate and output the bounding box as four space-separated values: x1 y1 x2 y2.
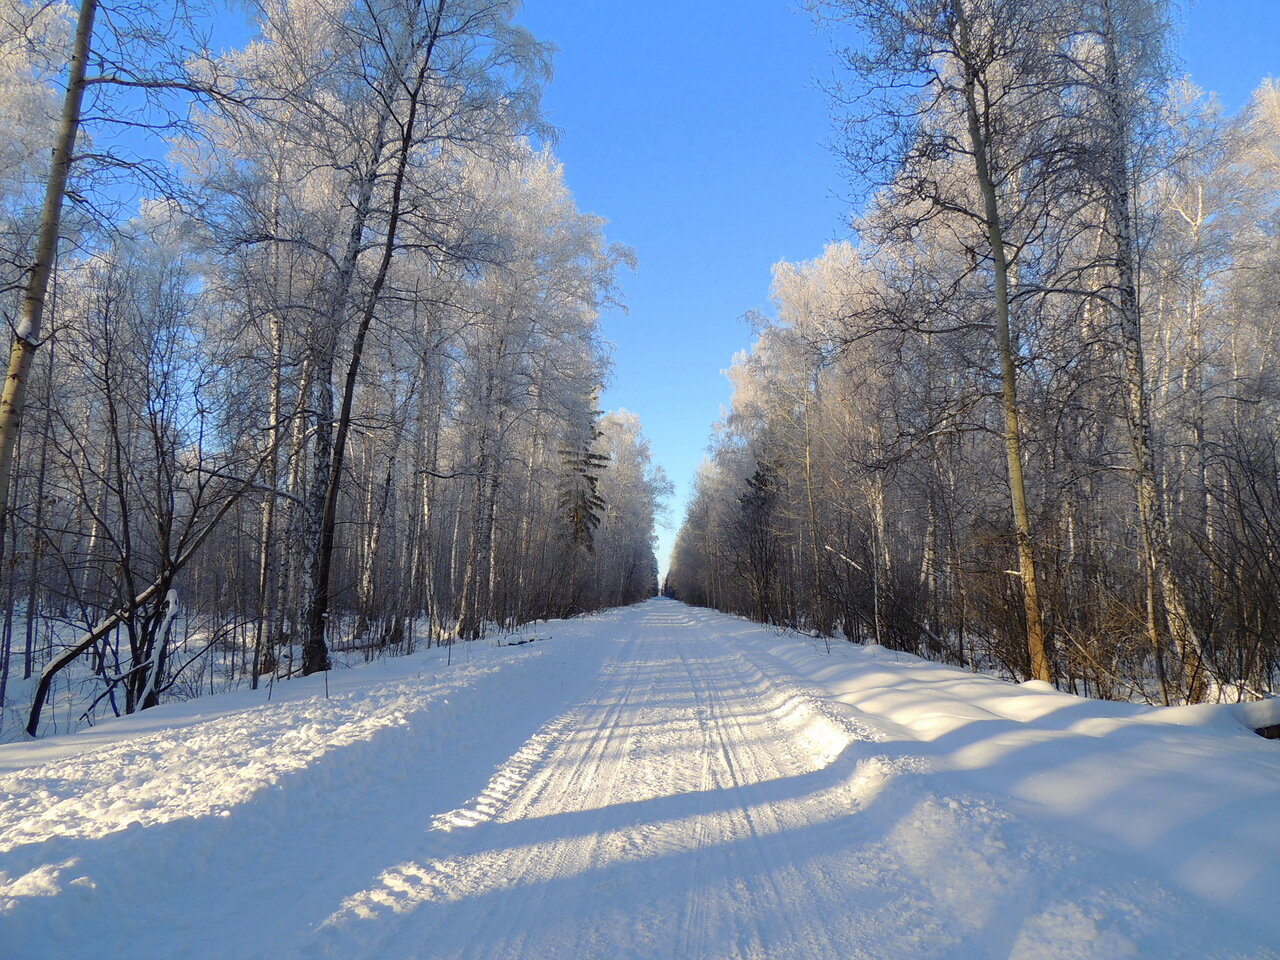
0 0 666 736
668 0 1280 704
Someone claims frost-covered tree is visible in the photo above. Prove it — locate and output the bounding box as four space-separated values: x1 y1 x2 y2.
2 0 662 738
671 55 1280 702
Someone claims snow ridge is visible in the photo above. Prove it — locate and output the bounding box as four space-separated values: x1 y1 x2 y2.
431 708 587 832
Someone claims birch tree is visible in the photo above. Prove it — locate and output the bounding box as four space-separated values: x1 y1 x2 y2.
811 0 1082 679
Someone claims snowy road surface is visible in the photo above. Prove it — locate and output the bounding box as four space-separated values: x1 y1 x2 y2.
2 598 1278 959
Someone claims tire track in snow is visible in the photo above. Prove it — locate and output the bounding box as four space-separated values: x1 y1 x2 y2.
11 600 1277 960
316 633 666 956
430 707 587 833
667 634 886 960
470 636 674 957
369 613 889 959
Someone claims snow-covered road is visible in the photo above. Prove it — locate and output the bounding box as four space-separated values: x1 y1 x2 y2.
2 598 1277 959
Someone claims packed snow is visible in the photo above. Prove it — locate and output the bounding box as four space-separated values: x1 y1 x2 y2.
1 598 1277 959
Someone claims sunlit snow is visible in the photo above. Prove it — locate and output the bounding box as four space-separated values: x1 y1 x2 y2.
1 599 1277 959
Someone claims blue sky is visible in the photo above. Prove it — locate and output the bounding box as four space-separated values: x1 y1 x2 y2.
515 0 1280 578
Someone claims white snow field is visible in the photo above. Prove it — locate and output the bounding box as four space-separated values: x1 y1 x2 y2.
1 597 1278 959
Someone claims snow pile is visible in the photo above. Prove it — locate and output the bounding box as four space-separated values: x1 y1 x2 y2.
750 624 1280 944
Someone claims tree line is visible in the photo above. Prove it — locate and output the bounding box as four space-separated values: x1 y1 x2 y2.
0 0 666 737
667 0 1280 704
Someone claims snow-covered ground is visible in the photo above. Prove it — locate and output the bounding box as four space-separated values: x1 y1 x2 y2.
1 598 1277 959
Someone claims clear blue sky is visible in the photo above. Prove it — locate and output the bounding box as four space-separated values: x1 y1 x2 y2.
515 0 1280 578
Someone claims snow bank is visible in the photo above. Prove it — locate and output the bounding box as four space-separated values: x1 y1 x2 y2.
746 624 1280 944
0 612 621 958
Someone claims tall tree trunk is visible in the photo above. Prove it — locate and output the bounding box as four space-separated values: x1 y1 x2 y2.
957 8 1052 682
0 0 97 561
276 355 314 649
252 312 285 689
1097 0 1206 700
303 22 442 672
481 405 507 625
357 386 408 635
802 375 827 632
23 345 54 681
302 346 336 674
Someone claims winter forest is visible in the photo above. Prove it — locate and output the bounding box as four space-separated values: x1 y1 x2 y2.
5 1 1280 955
667 1 1280 706
1 0 1278 744
0 0 668 737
